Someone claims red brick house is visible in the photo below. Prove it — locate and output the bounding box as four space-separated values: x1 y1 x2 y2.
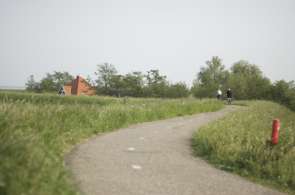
63 75 96 96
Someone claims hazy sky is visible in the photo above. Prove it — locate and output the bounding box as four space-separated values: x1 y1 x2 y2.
0 0 294 88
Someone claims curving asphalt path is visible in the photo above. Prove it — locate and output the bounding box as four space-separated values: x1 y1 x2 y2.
65 106 285 195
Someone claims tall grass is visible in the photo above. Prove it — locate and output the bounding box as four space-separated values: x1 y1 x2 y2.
193 101 295 194
0 91 117 105
0 92 223 195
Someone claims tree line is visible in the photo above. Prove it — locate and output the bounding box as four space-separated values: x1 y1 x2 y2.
191 56 295 110
95 63 190 98
26 57 295 110
26 63 190 98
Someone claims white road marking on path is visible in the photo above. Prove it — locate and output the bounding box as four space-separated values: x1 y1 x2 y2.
127 147 135 151
139 137 145 140
131 165 142 170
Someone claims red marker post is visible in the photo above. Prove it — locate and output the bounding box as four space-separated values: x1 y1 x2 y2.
272 119 280 145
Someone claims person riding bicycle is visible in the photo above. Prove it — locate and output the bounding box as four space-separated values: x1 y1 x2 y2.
226 88 233 104
216 89 222 100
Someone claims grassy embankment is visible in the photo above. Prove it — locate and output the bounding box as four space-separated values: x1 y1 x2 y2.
0 92 224 195
193 101 295 194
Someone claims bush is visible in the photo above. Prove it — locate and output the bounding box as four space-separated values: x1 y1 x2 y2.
270 80 295 111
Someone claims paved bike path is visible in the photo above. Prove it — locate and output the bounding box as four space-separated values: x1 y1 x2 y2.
66 106 285 195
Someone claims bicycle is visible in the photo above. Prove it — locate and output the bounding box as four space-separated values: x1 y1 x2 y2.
227 97 232 105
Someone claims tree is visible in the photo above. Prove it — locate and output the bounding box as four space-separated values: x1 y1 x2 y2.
40 73 56 92
166 82 190 98
227 60 271 99
270 80 295 110
109 74 126 97
51 71 73 89
122 72 144 97
95 63 118 95
199 56 228 85
144 69 168 97
39 72 73 92
25 75 41 92
192 56 229 98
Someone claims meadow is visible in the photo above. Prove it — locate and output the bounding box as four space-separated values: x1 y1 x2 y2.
0 92 224 195
193 101 295 194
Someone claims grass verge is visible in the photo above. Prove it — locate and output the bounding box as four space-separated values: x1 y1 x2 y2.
0 92 224 195
192 101 295 194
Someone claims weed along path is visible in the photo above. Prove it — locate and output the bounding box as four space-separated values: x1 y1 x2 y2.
65 106 285 195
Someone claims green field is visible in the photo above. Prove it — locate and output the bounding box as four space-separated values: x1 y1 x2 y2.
193 101 295 194
0 92 224 195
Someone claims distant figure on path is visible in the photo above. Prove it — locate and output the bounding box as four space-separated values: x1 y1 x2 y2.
226 88 233 104
216 89 222 100
58 87 65 96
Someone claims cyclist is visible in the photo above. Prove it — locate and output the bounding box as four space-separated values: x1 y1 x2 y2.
216 89 222 100
226 88 233 104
